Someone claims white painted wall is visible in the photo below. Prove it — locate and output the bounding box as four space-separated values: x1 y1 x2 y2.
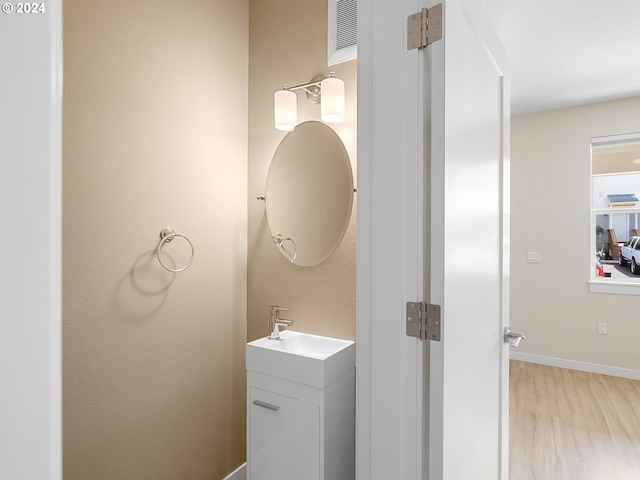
0 2 62 479
511 96 640 373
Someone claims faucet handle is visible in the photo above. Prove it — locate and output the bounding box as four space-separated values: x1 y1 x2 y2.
270 306 288 317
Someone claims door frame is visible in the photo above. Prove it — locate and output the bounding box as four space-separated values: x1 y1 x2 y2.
356 0 428 477
0 1 63 479
357 0 510 478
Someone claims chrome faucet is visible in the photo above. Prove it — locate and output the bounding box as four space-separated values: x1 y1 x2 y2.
268 306 294 339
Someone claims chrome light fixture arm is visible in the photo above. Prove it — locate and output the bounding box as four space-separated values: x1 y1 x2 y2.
279 73 333 104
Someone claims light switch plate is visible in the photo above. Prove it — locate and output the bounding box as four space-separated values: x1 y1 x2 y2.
527 251 541 263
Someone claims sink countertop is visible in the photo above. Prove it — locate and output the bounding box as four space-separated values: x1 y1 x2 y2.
246 330 355 388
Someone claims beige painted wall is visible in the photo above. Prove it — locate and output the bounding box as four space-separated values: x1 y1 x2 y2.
511 96 640 371
63 1 248 479
247 0 358 342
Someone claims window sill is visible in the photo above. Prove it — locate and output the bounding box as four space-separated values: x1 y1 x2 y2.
589 279 640 296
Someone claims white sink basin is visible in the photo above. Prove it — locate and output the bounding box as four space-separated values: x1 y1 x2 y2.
246 330 355 388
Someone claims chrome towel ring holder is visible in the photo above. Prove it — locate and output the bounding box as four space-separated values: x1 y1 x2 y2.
273 233 297 264
156 227 195 273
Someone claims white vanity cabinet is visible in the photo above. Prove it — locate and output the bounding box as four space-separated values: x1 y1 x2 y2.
249 383 320 480
246 331 355 480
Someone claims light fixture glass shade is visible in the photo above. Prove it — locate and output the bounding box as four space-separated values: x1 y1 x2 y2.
274 89 297 131
320 76 345 123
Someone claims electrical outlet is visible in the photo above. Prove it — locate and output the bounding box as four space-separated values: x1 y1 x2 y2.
598 322 608 335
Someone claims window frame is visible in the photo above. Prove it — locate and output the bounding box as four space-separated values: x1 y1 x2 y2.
589 132 640 295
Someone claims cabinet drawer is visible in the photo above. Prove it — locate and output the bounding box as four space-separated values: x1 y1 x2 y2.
249 388 319 480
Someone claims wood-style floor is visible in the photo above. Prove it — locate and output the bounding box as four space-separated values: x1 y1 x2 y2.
510 361 640 480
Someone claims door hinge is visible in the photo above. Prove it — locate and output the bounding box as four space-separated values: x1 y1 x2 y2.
407 4 443 50
406 302 441 341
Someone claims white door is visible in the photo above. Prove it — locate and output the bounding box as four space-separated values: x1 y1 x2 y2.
427 0 510 478
356 0 509 478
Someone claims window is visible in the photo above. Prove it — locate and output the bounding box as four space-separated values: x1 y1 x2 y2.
590 133 640 295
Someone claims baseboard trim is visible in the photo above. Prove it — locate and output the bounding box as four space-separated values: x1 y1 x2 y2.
223 463 246 480
510 351 640 381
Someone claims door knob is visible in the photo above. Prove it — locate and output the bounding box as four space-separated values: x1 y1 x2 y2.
504 327 526 348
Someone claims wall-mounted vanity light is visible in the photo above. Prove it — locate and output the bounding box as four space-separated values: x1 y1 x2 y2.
273 72 345 131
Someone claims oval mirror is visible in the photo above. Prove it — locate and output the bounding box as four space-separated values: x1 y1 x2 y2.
265 121 354 266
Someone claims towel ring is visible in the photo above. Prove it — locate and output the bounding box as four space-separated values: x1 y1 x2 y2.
273 233 297 264
156 227 195 273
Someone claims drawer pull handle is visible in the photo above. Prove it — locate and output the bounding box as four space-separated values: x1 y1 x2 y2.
253 400 280 411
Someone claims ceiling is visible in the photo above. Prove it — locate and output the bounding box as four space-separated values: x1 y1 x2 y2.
593 142 640 175
483 0 640 115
